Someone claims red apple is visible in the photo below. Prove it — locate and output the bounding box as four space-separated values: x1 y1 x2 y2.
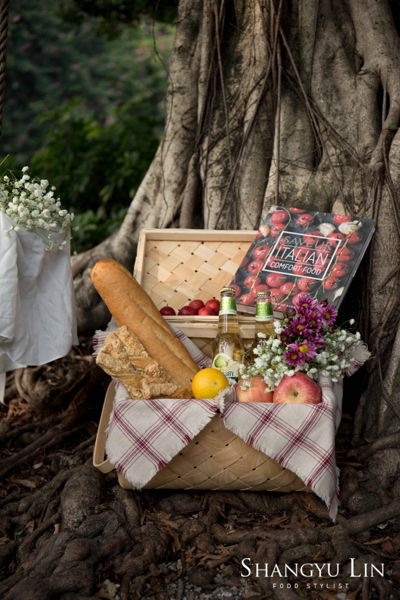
333 214 352 224
323 276 340 290
189 299 205 311
277 301 289 312
266 273 286 287
239 292 256 305
178 305 198 316
244 275 261 288
253 245 271 260
331 262 350 277
297 277 317 291
237 377 273 403
290 207 306 213
205 299 220 313
160 306 176 316
270 210 289 224
328 232 345 243
270 224 286 237
280 281 297 295
198 307 216 316
270 290 285 303
336 247 354 262
248 259 263 275
347 231 363 244
296 214 314 226
273 373 322 404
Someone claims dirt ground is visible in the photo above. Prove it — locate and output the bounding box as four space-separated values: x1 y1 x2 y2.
1 339 400 600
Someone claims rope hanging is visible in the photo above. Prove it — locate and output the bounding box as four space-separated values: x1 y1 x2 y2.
0 0 10 143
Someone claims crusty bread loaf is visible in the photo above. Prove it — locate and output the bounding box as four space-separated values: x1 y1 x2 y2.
91 259 199 388
93 259 173 336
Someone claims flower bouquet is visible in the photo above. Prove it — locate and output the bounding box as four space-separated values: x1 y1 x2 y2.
239 295 369 402
0 166 75 251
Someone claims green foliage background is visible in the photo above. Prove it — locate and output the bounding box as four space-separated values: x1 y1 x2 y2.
1 0 175 251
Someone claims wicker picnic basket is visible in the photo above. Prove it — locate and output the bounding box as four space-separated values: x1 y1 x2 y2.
93 229 310 493
133 229 257 355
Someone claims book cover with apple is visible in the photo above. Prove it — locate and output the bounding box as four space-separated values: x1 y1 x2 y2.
230 206 375 315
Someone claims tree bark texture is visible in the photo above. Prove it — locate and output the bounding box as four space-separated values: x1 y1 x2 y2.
72 0 400 440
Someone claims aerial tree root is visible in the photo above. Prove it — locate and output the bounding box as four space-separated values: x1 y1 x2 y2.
1 458 400 599
1 353 400 600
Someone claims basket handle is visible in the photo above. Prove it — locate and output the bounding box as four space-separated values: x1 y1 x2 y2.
93 381 115 473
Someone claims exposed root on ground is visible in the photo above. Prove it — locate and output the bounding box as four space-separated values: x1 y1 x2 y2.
1 350 400 600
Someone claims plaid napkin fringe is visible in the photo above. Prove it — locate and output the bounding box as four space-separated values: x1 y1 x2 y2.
105 393 219 489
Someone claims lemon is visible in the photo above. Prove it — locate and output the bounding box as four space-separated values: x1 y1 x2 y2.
191 368 230 399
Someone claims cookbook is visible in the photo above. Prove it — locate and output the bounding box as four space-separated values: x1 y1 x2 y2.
229 206 375 315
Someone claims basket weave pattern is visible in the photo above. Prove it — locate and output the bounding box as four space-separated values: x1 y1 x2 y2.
133 230 258 357
118 414 309 492
136 236 250 309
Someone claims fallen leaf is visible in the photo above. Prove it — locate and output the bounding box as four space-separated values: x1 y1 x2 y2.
9 478 37 489
26 520 35 534
0 536 10 544
392 535 400 553
381 540 394 554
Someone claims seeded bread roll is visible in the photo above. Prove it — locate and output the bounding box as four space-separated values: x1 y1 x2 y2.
91 258 199 388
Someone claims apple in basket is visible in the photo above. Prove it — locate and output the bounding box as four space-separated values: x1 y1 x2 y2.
236 376 273 403
273 373 322 404
159 306 176 316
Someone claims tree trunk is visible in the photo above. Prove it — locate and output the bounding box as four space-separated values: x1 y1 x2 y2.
73 0 400 440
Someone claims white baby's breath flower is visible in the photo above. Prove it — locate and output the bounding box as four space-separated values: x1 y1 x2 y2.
0 167 73 250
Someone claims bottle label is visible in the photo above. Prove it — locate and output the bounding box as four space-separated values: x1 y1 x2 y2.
220 297 237 316
255 302 273 319
212 353 239 383
255 315 275 322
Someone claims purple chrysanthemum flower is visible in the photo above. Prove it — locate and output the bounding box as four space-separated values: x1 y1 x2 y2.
310 333 325 349
280 328 292 343
290 316 310 335
284 343 305 366
317 302 338 326
297 340 317 360
295 295 318 312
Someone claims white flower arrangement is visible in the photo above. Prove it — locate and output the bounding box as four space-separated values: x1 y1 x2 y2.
0 167 75 251
240 295 365 392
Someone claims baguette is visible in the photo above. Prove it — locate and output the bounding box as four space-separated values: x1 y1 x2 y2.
91 259 199 388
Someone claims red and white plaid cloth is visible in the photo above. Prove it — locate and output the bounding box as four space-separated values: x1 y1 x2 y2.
93 321 369 522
